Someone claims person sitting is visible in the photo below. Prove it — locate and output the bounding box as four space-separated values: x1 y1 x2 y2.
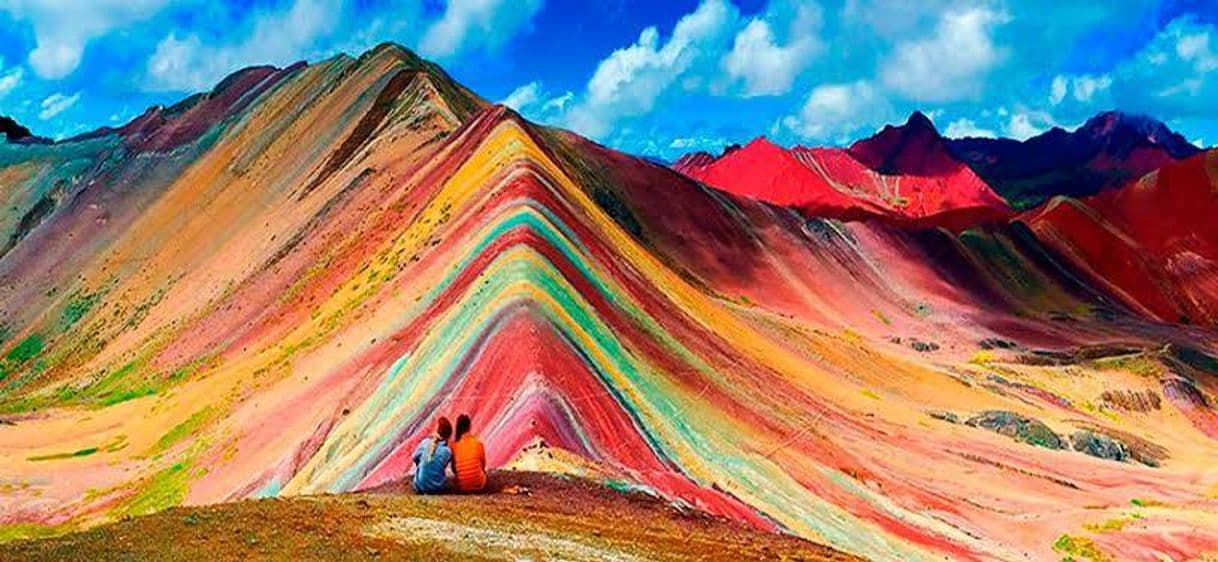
411 416 453 494
450 414 487 493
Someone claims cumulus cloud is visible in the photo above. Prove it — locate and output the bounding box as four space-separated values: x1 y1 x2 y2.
1111 16 1217 117
720 0 823 96
542 91 574 113
669 136 722 149
38 91 80 120
1 0 174 79
1049 76 1066 105
1049 73 1112 105
562 0 740 139
880 7 1009 102
944 117 995 139
666 134 730 157
145 0 343 92
497 80 574 125
1004 109 1059 141
0 60 23 98
500 81 542 111
1070 74 1111 103
419 0 544 60
1006 113 1041 140
782 80 890 141
841 0 956 39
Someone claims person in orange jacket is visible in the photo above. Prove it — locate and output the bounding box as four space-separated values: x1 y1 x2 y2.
449 413 487 492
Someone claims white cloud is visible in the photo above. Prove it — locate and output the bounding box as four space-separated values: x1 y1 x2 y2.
782 80 890 141
542 91 573 113
1111 16 1217 116
1005 109 1059 141
1006 114 1041 140
146 34 205 90
944 117 995 138
0 60 23 98
1072 74 1111 103
500 81 542 111
668 135 727 151
880 7 1009 102
1 0 174 79
841 0 955 39
419 0 544 60
1174 26 1218 69
38 91 80 120
145 0 342 92
720 0 822 96
1049 75 1067 105
497 81 574 125
562 0 740 139
1049 73 1112 105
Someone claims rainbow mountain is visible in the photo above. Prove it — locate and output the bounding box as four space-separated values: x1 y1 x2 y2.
1 44 1218 561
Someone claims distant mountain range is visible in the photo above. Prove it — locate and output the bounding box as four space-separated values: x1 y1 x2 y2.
677 110 1201 215
2 43 1218 561
949 111 1201 209
675 130 1011 231
675 109 1218 326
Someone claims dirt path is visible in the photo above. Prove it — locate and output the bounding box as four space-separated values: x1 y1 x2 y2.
0 471 861 561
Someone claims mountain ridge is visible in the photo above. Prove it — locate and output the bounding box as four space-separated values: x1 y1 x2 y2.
675 128 1012 231
1 115 32 142
676 109 1201 217
1 43 1218 562
947 110 1200 208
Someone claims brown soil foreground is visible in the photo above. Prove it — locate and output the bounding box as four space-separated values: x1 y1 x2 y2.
0 471 861 561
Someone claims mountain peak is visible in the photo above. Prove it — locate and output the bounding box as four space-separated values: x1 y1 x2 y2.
362 42 426 67
742 135 784 153
1078 110 1157 140
675 133 1009 230
847 111 959 176
1 115 33 142
672 151 715 173
6 35 1218 562
947 110 1202 208
903 110 938 132
1075 110 1199 158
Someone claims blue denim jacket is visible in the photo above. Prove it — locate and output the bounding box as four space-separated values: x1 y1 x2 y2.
411 436 452 494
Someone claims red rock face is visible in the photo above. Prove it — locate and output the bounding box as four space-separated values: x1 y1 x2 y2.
5 42 1218 562
847 111 962 177
675 132 1012 231
1026 149 1218 324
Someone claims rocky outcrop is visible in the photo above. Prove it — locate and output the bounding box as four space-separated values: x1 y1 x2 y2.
1069 430 1130 462
965 411 1064 449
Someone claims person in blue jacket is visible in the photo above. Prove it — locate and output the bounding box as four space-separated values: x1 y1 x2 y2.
411 416 453 494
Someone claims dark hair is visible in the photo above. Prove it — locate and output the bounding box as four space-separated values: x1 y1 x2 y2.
436 416 453 441
454 414 471 440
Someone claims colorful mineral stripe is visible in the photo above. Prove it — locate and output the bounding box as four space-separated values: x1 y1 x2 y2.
0 44 1217 561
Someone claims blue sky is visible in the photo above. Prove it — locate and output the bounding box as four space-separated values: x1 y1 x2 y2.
0 0 1215 159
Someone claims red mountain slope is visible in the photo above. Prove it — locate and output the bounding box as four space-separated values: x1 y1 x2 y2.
676 134 1010 231
1026 149 1218 323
